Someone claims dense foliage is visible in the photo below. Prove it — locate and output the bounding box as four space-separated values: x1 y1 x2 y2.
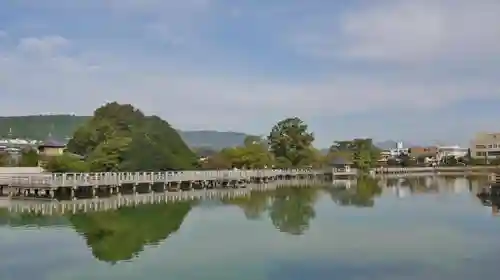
328 139 382 170
0 148 40 167
267 117 315 167
201 117 377 170
65 102 197 171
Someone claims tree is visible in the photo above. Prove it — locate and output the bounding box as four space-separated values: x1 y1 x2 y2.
200 153 232 169
44 154 89 172
66 102 197 172
18 148 39 167
302 147 327 168
441 155 458 166
398 152 414 167
216 139 274 169
267 117 314 167
0 152 7 167
329 138 381 171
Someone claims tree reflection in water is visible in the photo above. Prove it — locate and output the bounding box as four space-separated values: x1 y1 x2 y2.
327 176 382 207
269 187 319 235
69 201 192 263
223 187 320 235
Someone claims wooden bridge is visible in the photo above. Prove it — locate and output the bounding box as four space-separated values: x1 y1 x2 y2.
0 169 340 199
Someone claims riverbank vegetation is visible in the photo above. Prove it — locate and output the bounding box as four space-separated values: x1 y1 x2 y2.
1 102 499 171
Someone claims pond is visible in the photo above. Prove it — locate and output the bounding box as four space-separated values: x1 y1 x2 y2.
1 175 499 280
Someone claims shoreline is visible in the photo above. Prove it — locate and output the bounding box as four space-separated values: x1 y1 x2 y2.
373 166 499 175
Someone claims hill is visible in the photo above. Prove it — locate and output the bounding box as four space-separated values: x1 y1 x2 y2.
0 115 255 149
65 102 197 171
0 115 88 140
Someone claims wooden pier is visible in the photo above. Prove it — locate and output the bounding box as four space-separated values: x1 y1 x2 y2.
0 169 342 199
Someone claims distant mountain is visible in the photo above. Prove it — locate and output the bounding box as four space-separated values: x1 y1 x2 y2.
0 115 89 141
179 130 256 150
0 115 255 150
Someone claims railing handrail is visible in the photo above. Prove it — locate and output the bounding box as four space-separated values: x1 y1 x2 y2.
2 168 330 187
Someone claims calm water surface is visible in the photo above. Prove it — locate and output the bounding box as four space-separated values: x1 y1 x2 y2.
1 176 500 280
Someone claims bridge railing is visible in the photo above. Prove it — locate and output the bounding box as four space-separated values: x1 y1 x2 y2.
5 168 325 187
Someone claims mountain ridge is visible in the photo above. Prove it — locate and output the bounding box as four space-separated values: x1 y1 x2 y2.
0 115 256 150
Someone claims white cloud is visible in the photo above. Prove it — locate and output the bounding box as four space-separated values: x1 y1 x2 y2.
0 34 499 134
292 0 500 64
17 36 69 55
1 0 500 145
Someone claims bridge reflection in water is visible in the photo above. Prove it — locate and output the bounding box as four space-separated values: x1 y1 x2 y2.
3 179 327 216
1 175 492 265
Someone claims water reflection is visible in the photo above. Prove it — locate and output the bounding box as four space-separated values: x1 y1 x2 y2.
477 195 500 216
70 202 191 263
269 187 318 235
0 175 498 277
327 176 382 207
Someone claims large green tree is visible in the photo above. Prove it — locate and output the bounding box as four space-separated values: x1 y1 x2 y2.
44 154 89 172
267 117 314 167
66 102 197 171
210 136 274 169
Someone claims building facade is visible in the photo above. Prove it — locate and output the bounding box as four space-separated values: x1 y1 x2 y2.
388 141 409 157
436 145 468 161
408 146 438 159
470 132 500 159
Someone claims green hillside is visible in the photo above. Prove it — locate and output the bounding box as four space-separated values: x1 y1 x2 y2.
0 115 89 140
0 115 255 149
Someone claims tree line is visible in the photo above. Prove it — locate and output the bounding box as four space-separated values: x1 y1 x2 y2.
200 117 383 170
1 102 497 171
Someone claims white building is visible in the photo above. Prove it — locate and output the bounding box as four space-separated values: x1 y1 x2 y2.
436 145 468 161
388 141 409 157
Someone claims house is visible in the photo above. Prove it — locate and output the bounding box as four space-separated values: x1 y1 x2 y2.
38 138 66 157
329 158 354 174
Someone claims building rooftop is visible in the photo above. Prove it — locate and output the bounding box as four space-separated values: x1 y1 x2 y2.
39 137 66 148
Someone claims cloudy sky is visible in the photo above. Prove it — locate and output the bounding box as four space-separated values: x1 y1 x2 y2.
1 0 499 147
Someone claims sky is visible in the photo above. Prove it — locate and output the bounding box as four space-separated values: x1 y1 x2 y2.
0 0 499 148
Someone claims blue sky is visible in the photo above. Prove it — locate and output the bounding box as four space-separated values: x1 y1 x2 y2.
1 0 499 147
